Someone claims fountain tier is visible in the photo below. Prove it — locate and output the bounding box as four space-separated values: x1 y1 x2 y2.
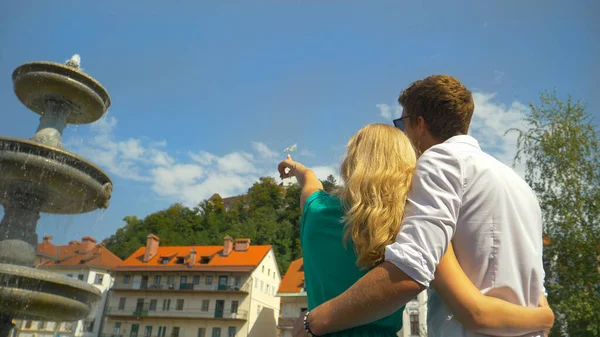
13 61 111 124
0 137 112 214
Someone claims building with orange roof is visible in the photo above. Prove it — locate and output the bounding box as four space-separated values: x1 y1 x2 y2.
276 258 307 337
101 234 281 337
12 235 123 337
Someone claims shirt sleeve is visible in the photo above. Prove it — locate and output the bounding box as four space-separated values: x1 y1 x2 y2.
384 145 464 287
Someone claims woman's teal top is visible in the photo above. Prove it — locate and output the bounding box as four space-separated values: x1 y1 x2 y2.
300 190 405 337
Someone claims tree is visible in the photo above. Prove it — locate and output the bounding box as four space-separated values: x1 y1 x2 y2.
103 177 300 273
321 174 339 193
509 90 600 337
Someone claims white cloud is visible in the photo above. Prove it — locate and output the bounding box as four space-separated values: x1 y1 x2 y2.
66 115 295 207
91 114 117 134
252 142 278 160
470 92 529 177
376 103 401 121
217 152 257 174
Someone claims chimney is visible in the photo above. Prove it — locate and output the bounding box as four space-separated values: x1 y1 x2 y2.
143 234 160 262
188 248 196 267
234 238 251 252
68 240 80 246
42 235 52 244
223 236 233 256
79 236 97 253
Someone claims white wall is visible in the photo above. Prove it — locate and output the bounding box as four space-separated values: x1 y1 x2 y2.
397 291 428 337
247 249 282 337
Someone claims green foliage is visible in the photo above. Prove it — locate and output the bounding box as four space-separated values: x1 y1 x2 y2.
103 177 340 274
321 174 339 193
509 90 600 337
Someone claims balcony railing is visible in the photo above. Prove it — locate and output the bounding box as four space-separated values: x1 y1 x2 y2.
113 281 250 293
105 306 248 320
278 317 296 327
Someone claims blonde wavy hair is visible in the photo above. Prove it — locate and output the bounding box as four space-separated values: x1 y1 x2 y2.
338 123 417 270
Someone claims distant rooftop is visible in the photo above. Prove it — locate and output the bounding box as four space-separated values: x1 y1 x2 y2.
277 258 305 294
37 235 123 270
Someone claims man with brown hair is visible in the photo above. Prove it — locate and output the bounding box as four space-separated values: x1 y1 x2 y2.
294 75 547 337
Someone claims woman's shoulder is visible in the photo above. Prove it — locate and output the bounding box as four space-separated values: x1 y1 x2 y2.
305 190 341 209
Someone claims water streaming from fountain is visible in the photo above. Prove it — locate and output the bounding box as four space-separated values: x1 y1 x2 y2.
0 55 113 335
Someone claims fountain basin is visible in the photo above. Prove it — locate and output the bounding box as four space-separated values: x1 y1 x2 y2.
13 61 111 124
0 263 101 321
0 137 112 214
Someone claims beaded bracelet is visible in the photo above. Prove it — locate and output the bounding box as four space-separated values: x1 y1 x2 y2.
303 311 320 336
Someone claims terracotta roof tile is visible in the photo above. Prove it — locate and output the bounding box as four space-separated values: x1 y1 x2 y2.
37 238 123 270
278 258 304 294
117 244 272 271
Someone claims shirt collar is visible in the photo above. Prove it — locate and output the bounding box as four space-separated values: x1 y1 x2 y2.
443 135 481 150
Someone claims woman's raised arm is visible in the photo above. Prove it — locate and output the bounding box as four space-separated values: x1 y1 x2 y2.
278 155 323 211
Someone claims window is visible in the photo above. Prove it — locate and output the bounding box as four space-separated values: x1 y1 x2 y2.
124 275 131 284
67 274 73 278
212 327 221 337
205 276 213 285
113 322 121 335
171 327 180 337
86 319 95 332
162 299 171 311
153 275 161 286
266 285 269 294
180 276 187 284
157 326 167 337
200 256 210 264
160 257 170 264
410 314 419 336
262 266 265 273
94 273 104 284
228 326 236 337
24 321 32 329
268 269 270 276
176 299 184 310
231 300 239 314
78 274 85 281
273 273 275 280
254 278 258 288
176 257 185 264
167 275 175 284
149 299 157 311
197 327 206 337
144 326 152 337
193 275 200 285
118 297 126 310
260 280 264 291
63 322 74 331
201 300 210 311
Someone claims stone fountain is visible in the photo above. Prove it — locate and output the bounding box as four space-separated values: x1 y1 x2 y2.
0 55 113 335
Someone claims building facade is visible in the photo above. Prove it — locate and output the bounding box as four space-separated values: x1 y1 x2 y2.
396 291 428 337
101 234 281 337
276 258 307 337
11 235 123 337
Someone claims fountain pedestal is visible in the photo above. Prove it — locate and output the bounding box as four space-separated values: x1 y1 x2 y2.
0 55 112 336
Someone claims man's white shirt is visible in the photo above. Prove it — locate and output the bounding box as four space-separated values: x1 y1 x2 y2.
384 135 545 337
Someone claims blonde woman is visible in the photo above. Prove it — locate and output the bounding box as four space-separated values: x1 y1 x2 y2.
278 124 553 337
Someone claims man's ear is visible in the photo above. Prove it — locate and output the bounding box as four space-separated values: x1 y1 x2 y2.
416 116 428 134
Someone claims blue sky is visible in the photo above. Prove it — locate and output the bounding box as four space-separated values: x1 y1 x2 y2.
1 0 598 245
